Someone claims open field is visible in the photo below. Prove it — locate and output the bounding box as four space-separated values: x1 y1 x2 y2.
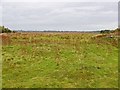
1 32 118 88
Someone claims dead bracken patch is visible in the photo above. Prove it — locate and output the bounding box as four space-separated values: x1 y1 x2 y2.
0 33 11 45
91 34 107 39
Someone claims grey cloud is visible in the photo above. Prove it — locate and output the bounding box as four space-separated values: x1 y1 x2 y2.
2 2 118 31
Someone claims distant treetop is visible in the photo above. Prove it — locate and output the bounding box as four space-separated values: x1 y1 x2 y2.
0 26 15 33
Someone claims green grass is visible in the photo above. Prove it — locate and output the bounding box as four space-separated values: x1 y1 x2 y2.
2 33 118 88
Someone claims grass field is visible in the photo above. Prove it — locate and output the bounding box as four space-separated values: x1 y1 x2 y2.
1 32 118 88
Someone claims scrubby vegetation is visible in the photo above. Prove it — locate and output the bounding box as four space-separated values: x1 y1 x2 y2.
100 30 111 33
0 26 15 33
100 28 120 34
2 31 118 88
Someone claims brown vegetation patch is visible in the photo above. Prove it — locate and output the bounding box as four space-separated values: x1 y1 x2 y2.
0 33 11 45
91 34 107 39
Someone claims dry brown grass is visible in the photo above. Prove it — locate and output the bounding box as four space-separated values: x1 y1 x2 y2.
0 33 11 45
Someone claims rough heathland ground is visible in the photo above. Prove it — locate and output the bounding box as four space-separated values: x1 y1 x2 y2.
2 32 118 88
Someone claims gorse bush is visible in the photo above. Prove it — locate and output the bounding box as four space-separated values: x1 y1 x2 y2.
100 30 111 33
100 28 120 34
0 26 15 33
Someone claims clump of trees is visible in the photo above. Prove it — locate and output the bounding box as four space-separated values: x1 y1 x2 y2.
100 28 120 34
100 30 111 33
111 28 120 33
0 26 15 33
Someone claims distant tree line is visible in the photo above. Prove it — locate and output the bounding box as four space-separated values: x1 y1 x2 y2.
100 30 111 33
0 26 16 33
100 28 120 34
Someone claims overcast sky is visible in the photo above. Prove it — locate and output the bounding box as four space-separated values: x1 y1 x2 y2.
1 1 118 31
